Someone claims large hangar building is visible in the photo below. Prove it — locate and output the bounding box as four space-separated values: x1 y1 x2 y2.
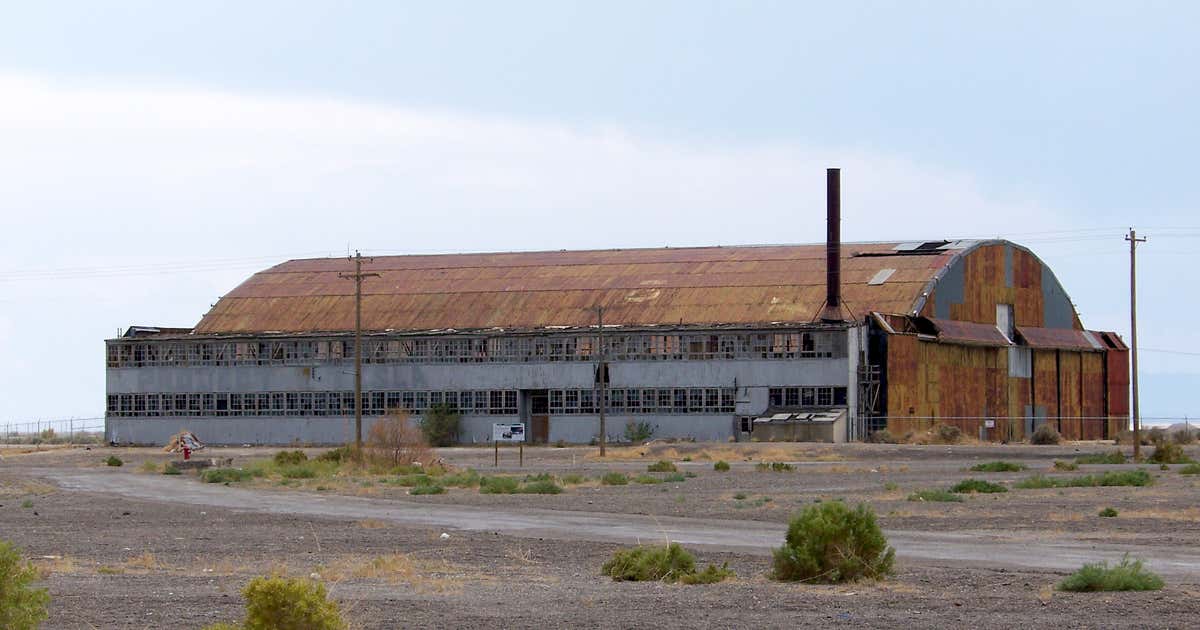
105 175 1129 445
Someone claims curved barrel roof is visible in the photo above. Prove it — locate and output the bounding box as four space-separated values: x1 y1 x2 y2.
193 241 988 334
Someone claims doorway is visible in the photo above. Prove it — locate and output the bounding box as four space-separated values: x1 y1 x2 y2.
527 389 549 444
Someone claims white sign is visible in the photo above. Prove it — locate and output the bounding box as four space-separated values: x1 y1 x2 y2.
493 423 526 443
985 420 996 428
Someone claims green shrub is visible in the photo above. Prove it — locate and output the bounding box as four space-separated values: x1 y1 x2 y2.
647 460 677 473
1057 556 1163 592
19 500 32 509
883 481 899 491
410 485 445 495
906 489 963 502
280 464 318 479
600 472 628 486
756 462 794 472
1172 429 1196 445
316 446 354 463
478 476 520 494
105 455 124 467
201 468 253 483
391 473 433 487
634 474 663 484
1030 424 1061 445
623 420 655 443
733 492 747 500
517 480 563 494
713 460 731 472
662 472 687 483
0 540 50 630
1015 470 1152 489
421 403 460 447
679 562 735 585
239 575 345 630
1179 463 1200 475
273 450 308 466
681 456 692 462
1053 460 1079 471
934 424 962 444
866 429 897 444
969 461 1025 472
772 502 894 583
1075 451 1126 465
1148 440 1193 465
162 462 181 475
601 543 730 584
950 479 1008 494
439 469 481 487
561 473 586 485
1099 507 1118 518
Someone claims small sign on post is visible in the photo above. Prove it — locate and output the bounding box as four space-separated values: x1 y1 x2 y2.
493 423 526 467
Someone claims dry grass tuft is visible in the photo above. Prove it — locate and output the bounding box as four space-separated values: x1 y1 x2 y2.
357 519 389 529
0 478 58 497
320 554 470 593
35 555 79 576
124 552 161 571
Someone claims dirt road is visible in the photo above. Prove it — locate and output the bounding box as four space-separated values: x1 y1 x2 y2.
39 468 1200 579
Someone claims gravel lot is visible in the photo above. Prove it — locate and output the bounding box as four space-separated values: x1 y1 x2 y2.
2 442 1198 628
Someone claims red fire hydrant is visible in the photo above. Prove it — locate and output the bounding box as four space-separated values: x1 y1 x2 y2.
182 445 191 461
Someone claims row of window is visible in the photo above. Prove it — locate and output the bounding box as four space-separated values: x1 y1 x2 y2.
107 330 847 368
767 386 849 408
103 386 743 418
547 388 736 414
106 390 519 418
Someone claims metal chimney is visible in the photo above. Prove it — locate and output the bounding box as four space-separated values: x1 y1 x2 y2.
823 167 842 320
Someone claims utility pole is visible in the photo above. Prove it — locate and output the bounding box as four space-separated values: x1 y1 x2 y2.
339 251 380 451
594 306 607 457
1126 228 1147 460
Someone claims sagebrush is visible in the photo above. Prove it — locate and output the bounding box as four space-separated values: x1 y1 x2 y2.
772 501 895 583
623 420 655 443
370 411 434 467
601 543 732 584
1030 424 1061 445
1057 556 1163 592
420 404 460 447
0 540 50 630
204 575 346 630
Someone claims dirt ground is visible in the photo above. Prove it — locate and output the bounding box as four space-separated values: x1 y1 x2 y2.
2 442 1199 628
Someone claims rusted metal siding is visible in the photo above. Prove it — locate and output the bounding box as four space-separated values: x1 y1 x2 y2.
919 243 1082 331
885 338 1014 440
195 243 959 334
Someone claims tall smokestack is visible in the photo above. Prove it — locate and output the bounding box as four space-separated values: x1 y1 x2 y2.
824 167 842 320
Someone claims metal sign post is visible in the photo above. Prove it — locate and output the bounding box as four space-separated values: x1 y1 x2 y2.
492 422 526 467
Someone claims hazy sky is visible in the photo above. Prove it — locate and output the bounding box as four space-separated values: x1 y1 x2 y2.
1 1 1196 424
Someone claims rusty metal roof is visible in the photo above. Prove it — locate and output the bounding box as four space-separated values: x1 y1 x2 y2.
1017 326 1105 352
927 318 1012 346
194 243 964 334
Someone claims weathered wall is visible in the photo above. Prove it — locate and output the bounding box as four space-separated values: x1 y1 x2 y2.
920 243 1080 330
887 337 1113 441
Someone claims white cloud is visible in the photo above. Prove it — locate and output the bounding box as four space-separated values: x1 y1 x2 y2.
0 72 1191 420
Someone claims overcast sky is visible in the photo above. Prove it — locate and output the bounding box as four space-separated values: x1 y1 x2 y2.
1 1 1196 425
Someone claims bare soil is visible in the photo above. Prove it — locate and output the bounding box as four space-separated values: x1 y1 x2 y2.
2 442 1198 628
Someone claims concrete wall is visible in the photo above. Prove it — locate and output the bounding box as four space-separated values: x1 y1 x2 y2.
107 358 850 393
106 326 863 445
106 412 739 446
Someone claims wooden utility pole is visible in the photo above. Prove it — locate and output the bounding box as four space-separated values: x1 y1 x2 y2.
339 251 379 451
1126 229 1147 460
594 306 607 457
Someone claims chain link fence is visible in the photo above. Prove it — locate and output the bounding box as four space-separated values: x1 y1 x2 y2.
0 417 105 444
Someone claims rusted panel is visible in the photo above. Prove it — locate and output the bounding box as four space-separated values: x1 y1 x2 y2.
196 243 962 334
927 318 1011 346
1017 327 1103 352
1058 351 1083 439
885 334 921 426
1081 352 1106 439
1033 349 1059 427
